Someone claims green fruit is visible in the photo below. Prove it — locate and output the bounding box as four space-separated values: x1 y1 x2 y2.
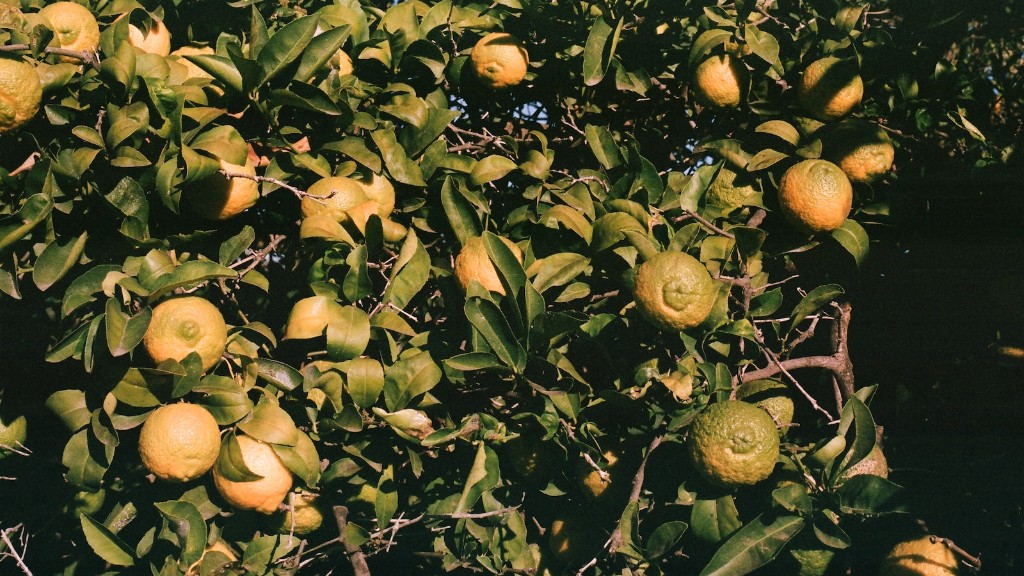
687 401 780 487
0 413 27 458
736 379 794 431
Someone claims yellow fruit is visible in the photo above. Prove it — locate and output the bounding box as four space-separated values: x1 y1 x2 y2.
138 403 221 482
470 32 529 89
283 295 345 340
213 435 293 514
300 174 394 222
272 491 327 536
798 57 863 121
124 16 172 56
143 296 228 372
692 54 749 108
879 536 960 576
777 159 853 234
38 2 100 59
823 120 895 184
687 400 780 487
186 158 260 220
575 449 625 501
331 50 354 76
736 379 794 430
0 58 42 134
453 235 523 295
706 166 760 209
171 46 215 80
0 412 27 457
548 513 605 566
632 251 717 331
186 540 237 576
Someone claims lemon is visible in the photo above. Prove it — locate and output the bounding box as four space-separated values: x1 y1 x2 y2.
687 401 780 487
38 2 100 60
692 54 748 108
186 540 237 576
454 235 523 295
138 403 221 482
0 58 42 134
706 166 760 209
143 296 228 372
787 546 839 576
272 491 327 536
823 120 895 184
470 32 529 89
213 435 293 514
185 158 260 220
632 251 717 331
777 159 853 234
798 57 863 121
879 536 960 576
575 449 626 501
736 379 794 430
171 46 215 80
127 17 172 56
331 50 354 76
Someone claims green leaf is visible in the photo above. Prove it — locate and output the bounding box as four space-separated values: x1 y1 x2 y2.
836 475 905 515
692 495 742 544
237 400 299 446
383 230 430 309
698 514 804 576
371 129 425 186
184 53 244 93
772 483 813 514
787 284 844 336
257 15 320 86
383 351 441 411
219 225 256 266
647 521 688 560
62 265 122 317
470 155 518 186
584 124 622 169
831 219 869 266
755 120 801 146
616 501 644 560
440 177 481 246
688 29 732 69
255 358 303 393
465 298 527 373
273 431 321 487
215 434 263 482
453 443 500 514
144 260 237 298
154 500 206 566
583 16 623 86
63 429 107 491
80 513 135 566
104 299 151 357
294 24 350 82
346 357 385 408
744 26 783 76
375 465 398 530
326 306 371 360
33 232 88 291
46 389 91 432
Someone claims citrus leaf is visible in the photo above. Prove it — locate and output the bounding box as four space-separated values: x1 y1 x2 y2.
237 399 300 446
787 284 844 336
698 514 804 576
583 16 623 86
257 14 319 85
33 232 88 291
584 124 622 169
80 513 135 566
326 306 371 360
104 299 151 357
346 357 385 408
383 351 441 411
154 500 206 566
470 155 517 186
836 474 905 515
465 297 527 373
453 443 500 514
255 358 303 393
831 219 869 266
691 495 742 544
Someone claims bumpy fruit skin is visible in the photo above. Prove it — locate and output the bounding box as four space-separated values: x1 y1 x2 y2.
706 167 760 209
692 54 749 108
777 159 853 234
632 251 717 331
138 403 221 482
187 158 260 220
272 492 326 536
186 540 237 576
798 57 863 121
824 120 895 184
470 32 529 89
454 235 523 295
736 379 794 430
787 547 838 576
839 444 889 483
143 296 228 372
213 435 293 514
0 58 42 134
38 2 100 59
687 401 780 487
879 536 960 576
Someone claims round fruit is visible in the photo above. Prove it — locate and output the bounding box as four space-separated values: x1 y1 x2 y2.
454 235 523 295
331 50 354 76
839 444 889 482
186 158 260 220
879 535 960 576
138 403 221 482
706 167 760 209
213 435 293 514
143 296 228 372
798 57 863 121
127 17 172 56
0 412 27 457
687 400 780 488
272 491 326 536
470 32 529 89
736 379 794 430
171 46 215 80
300 174 394 222
186 540 237 576
777 159 853 234
692 54 749 108
283 295 348 340
823 120 895 184
632 251 717 331
575 449 623 501
0 58 42 134
38 2 100 59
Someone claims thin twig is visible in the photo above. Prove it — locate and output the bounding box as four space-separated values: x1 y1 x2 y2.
931 536 982 572
672 209 735 239
0 525 33 576
0 44 99 67
333 506 371 576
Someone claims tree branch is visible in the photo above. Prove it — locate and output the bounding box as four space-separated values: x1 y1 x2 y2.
333 506 371 576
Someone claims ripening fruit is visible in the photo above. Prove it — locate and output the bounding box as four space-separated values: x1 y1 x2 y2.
692 54 749 108
138 403 221 482
631 251 717 331
777 159 853 234
453 235 523 295
470 32 529 89
143 297 228 372
798 57 863 121
213 435 293 514
38 2 100 60
687 401 780 487
879 536 960 576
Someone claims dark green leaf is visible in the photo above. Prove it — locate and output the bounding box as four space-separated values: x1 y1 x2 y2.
33 232 88 291
80 513 135 566
257 15 320 85
698 514 805 576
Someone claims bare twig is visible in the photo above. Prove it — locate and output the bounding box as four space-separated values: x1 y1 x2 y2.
333 506 371 576
0 43 99 67
0 524 33 576
607 434 665 553
218 170 316 202
931 536 982 572
672 209 735 239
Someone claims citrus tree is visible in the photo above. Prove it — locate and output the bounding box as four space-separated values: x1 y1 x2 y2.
0 0 996 574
